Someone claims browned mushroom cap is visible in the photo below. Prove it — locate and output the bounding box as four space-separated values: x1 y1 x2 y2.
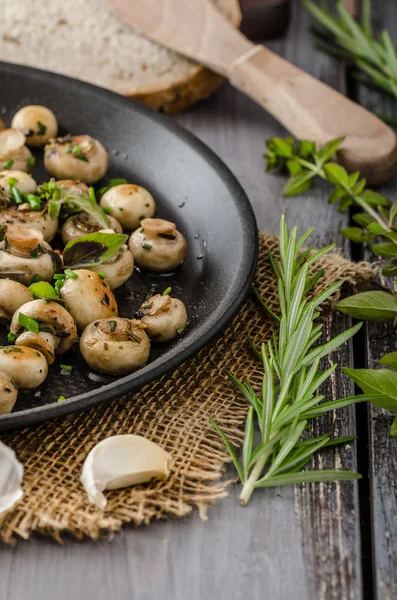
0 205 58 243
0 129 33 173
11 299 77 364
11 105 58 147
59 270 118 332
80 318 150 374
136 294 187 343
44 135 108 184
0 370 18 414
0 279 34 320
61 213 122 245
0 225 57 283
128 218 187 272
100 184 156 230
0 346 48 389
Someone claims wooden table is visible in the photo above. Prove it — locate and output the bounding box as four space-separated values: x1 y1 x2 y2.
1 2 397 598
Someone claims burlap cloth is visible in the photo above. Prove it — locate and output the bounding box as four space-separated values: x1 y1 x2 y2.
0 233 373 544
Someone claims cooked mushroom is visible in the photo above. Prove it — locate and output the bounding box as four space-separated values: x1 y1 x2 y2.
136 294 187 343
80 318 150 374
56 179 89 195
128 218 187 272
59 269 118 331
61 213 122 245
11 105 58 147
79 230 133 290
100 184 156 230
0 129 33 173
10 299 77 365
0 279 33 320
0 204 58 243
0 346 48 388
0 118 5 133
0 170 37 195
44 135 108 184
0 225 57 284
0 370 18 414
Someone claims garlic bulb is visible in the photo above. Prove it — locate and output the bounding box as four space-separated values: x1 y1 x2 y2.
0 441 23 514
81 434 172 509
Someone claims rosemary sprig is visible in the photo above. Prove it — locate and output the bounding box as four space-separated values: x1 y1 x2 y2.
211 216 378 505
303 0 397 121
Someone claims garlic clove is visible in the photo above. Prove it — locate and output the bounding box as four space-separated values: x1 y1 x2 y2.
80 434 172 509
0 441 23 514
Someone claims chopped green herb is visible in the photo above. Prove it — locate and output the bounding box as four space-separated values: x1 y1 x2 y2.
36 121 47 135
72 145 88 162
25 194 42 211
29 281 59 300
3 346 22 353
7 332 16 343
31 275 41 283
60 364 72 371
119 207 124 211
106 320 117 332
65 269 78 279
97 271 107 279
4 159 14 170
18 312 39 334
139 215 145 221
57 395 66 402
142 302 152 309
177 324 187 334
30 246 43 259
142 243 152 250
103 206 112 215
97 178 128 197
27 156 36 167
65 147 72 154
8 177 17 188
11 186 23 205
53 273 66 280
88 187 96 203
162 286 172 296
54 280 63 296
104 343 108 350
145 203 150 207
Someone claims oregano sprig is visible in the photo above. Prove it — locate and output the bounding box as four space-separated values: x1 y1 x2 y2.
211 216 379 505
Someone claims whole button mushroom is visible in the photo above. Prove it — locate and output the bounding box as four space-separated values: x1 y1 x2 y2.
11 105 58 147
0 346 48 389
100 184 156 230
59 269 118 332
11 299 77 365
80 318 150 375
136 294 187 343
0 170 37 195
0 371 18 414
129 218 187 272
44 135 108 184
56 179 89 196
0 129 33 173
62 213 122 245
0 225 58 284
0 279 33 321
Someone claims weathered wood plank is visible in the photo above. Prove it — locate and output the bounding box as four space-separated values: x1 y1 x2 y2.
0 3 364 600
354 1 397 597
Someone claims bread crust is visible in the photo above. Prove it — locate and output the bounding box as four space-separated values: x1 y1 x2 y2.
126 0 241 114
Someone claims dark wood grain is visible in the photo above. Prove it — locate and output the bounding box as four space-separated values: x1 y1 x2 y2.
0 2 369 599
353 1 397 597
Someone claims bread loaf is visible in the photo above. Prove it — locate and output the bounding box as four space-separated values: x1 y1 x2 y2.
0 0 241 114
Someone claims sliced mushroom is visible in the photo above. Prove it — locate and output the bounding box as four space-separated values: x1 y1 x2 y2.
59 269 118 332
44 135 108 184
11 299 77 365
0 279 33 320
100 184 156 230
0 129 33 173
0 371 18 414
61 212 122 245
129 218 187 272
11 105 58 147
80 318 150 375
0 204 58 243
0 346 48 389
0 225 57 284
0 170 37 196
136 294 187 343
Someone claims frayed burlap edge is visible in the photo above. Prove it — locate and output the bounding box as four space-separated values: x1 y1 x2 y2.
0 233 373 544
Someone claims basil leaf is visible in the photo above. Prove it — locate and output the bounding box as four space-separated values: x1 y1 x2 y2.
63 232 128 268
336 291 397 321
390 416 397 437
29 281 59 300
62 193 109 229
379 352 397 369
343 367 397 412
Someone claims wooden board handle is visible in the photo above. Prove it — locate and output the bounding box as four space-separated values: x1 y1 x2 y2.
230 45 397 184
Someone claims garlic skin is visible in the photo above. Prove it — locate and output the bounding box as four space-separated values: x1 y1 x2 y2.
81 434 172 509
0 441 23 515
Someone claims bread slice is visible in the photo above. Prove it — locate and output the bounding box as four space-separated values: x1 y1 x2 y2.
0 0 241 114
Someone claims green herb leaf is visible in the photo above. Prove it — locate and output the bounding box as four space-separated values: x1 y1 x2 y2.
254 470 361 488
63 232 128 268
390 416 397 437
340 227 375 243
336 291 397 321
343 367 397 412
18 312 39 334
379 352 397 369
323 163 349 186
29 281 59 300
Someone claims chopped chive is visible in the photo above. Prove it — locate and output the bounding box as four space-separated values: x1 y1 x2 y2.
32 275 41 283
36 121 47 135
7 332 16 343
177 324 187 334
57 395 66 402
11 186 23 205
25 194 42 211
55 280 63 296
162 286 172 296
54 273 66 280
97 271 107 279
109 178 127 187
103 206 112 215
88 186 96 202
27 156 36 167
7 177 17 188
18 312 39 333
4 159 14 170
119 207 124 211
65 269 78 279
106 320 117 332
60 364 72 371
142 302 152 309
142 243 152 250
